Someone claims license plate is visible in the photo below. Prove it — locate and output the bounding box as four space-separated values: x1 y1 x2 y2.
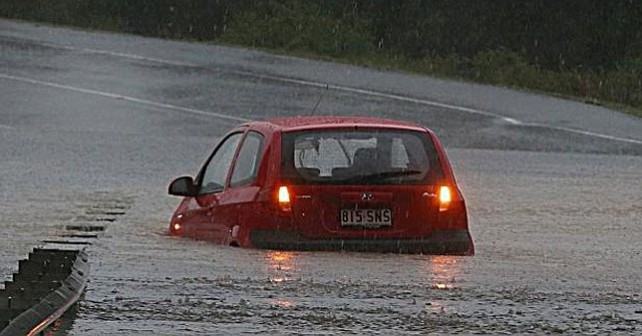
340 208 392 228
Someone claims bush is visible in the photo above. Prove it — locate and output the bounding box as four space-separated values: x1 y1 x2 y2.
221 1 373 58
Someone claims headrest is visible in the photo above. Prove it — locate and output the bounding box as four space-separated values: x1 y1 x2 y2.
353 148 378 166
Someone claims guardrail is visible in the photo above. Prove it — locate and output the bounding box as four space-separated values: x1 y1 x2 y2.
0 246 89 335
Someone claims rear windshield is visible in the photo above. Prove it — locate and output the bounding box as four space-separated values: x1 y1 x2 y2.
281 129 443 185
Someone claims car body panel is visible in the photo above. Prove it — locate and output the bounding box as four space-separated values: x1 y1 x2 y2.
290 185 437 239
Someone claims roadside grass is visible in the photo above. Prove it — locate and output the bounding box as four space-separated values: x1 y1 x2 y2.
217 2 642 119
218 39 642 119
1 0 641 118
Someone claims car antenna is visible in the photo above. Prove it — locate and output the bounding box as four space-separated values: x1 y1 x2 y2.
310 83 329 116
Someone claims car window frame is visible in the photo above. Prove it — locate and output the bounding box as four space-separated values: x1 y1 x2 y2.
195 130 245 195
229 130 265 188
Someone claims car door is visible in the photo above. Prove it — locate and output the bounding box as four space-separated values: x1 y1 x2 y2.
221 131 266 245
183 132 243 242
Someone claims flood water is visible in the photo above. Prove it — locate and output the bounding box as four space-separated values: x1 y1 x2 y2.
1 19 641 335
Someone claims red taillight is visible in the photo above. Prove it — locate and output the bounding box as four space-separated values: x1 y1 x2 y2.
438 186 451 212
277 186 292 212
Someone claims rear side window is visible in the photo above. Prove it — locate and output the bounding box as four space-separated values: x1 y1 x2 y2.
281 129 442 185
230 131 264 187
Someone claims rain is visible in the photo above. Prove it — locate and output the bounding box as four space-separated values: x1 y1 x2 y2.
1 3 642 335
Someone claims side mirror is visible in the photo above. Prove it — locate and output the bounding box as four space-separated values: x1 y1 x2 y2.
168 176 197 197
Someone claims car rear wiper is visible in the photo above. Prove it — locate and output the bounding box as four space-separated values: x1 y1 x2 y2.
338 170 423 184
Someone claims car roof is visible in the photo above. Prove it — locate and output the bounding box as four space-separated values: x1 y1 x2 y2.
248 116 427 132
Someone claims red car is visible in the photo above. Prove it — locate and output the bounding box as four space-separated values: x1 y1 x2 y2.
168 116 474 255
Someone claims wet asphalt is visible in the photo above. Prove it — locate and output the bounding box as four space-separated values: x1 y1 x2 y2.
1 19 641 335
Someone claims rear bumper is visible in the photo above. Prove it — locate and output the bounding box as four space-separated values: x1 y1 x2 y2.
249 229 474 255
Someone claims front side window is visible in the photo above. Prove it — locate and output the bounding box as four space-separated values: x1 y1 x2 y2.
199 133 242 194
230 131 264 187
281 129 442 185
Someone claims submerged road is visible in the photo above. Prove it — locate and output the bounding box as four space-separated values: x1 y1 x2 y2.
1 19 641 334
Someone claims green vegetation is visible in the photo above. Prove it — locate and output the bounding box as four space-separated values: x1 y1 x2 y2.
2 0 641 116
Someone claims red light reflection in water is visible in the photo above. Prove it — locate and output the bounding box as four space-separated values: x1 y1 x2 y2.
43 318 64 336
266 251 297 308
266 250 296 283
425 255 461 289
423 255 462 313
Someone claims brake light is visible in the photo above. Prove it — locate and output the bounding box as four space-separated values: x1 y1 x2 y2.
439 186 451 212
277 186 292 211
278 186 290 203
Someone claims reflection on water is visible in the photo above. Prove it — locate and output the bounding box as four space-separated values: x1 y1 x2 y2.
424 255 461 289
43 303 79 335
270 298 295 309
265 251 297 309
268 251 294 269
423 256 462 313
266 250 296 283
261 251 465 288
